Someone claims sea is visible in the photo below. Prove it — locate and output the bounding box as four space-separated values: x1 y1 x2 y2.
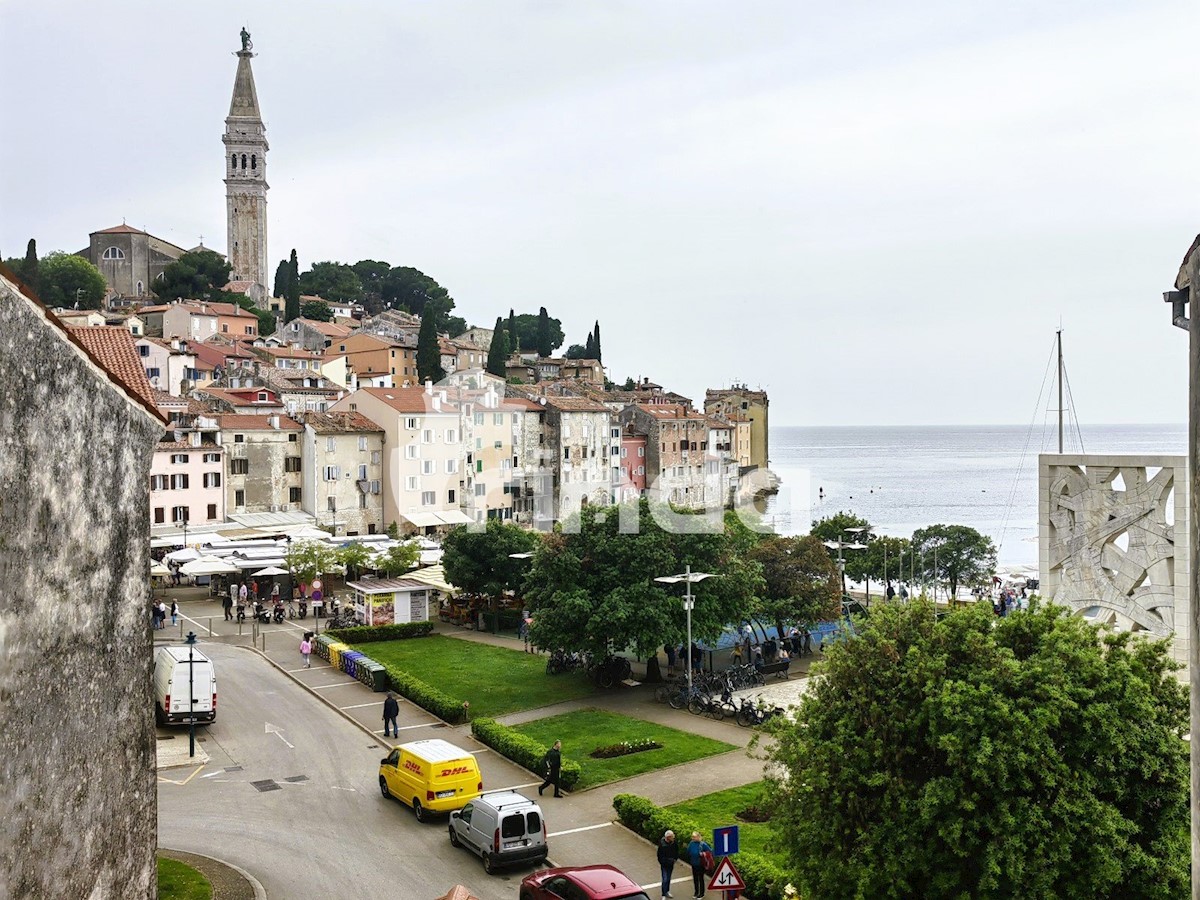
762 424 1187 568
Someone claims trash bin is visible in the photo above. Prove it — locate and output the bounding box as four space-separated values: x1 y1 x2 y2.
342 650 362 679
359 659 387 692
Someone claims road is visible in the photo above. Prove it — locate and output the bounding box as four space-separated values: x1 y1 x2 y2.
156 642 542 899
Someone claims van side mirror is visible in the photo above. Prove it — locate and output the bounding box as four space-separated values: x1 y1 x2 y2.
380 757 389 765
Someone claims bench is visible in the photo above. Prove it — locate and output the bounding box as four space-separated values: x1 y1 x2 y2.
758 659 790 679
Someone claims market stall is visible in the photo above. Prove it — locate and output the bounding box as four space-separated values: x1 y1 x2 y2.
345 577 437 626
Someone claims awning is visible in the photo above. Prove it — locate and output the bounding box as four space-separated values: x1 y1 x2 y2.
406 564 458 594
251 565 290 577
181 556 242 576
434 510 472 526
402 512 443 528
164 547 201 563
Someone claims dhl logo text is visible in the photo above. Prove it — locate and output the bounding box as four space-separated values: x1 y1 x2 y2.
440 766 470 777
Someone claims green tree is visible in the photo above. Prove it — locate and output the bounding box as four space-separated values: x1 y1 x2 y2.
810 511 872 594
3 238 38 287
442 520 539 597
536 307 553 357
301 299 334 322
298 261 363 304
507 308 518 351
486 316 510 377
764 600 1189 899
860 534 912 598
272 258 289 299
564 343 587 360
336 542 374 581
621 376 636 391
152 249 231 301
510 312 564 355
416 310 444 383
353 259 391 314
911 524 996 600
386 521 401 540
382 266 452 317
284 249 300 324
524 499 762 658
288 539 339 585
37 252 107 309
584 332 596 358
378 542 420 577
230 293 276 336
593 320 602 362
747 534 841 639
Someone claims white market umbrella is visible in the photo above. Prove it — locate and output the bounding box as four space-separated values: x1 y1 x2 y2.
150 561 172 577
164 547 201 563
181 556 242 576
251 565 290 577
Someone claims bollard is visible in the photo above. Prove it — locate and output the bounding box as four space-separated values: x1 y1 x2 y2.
179 620 183 640
261 632 267 652
207 618 213 638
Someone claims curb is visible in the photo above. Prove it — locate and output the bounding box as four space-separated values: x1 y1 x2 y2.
159 847 267 900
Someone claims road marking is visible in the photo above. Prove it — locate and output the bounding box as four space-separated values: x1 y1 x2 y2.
496 781 541 791
331 785 358 792
394 722 438 731
158 765 206 786
288 666 332 673
640 876 693 891
548 822 612 838
201 771 224 779
265 722 294 749
340 701 384 710
310 681 363 690
472 748 490 753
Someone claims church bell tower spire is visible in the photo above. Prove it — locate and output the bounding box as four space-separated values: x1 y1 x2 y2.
223 27 269 303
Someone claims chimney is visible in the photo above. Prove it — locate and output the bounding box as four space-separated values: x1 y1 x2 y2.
432 394 441 412
269 415 280 429
425 379 433 395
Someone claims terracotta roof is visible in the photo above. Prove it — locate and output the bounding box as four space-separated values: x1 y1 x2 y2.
219 414 302 431
296 411 384 434
635 403 706 420
155 439 222 451
66 326 161 415
224 279 259 294
94 224 147 235
502 397 545 412
152 388 187 405
545 396 609 413
257 345 323 359
357 386 459 414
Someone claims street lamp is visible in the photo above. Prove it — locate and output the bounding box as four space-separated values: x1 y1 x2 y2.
504 552 536 637
823 530 868 603
185 630 197 758
654 565 717 699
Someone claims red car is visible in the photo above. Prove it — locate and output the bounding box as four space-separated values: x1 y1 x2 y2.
520 865 650 900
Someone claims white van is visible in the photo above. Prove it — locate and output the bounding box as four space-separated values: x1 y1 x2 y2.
448 791 548 874
153 646 217 726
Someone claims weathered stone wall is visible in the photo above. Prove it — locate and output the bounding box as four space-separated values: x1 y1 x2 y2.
0 276 163 898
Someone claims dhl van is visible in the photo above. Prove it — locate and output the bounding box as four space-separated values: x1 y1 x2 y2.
379 739 482 822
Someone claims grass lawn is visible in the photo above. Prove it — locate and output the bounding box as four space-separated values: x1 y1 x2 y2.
665 782 786 865
157 857 212 900
512 709 737 790
353 635 596 718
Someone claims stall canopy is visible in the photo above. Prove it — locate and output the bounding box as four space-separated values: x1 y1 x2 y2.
251 565 289 577
406 564 457 595
150 561 172 577
164 547 201 563
181 556 242 576
402 512 442 528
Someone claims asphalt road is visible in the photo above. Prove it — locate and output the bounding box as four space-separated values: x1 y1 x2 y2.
156 642 545 900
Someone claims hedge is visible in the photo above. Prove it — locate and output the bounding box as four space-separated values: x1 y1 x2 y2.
381 663 467 724
612 793 789 900
471 717 582 789
325 622 433 643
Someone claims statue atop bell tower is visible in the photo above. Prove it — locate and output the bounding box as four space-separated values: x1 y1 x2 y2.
223 28 269 303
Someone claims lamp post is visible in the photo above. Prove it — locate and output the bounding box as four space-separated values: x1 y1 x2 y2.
185 630 197 758
1164 280 1200 898
823 531 868 603
507 552 535 637
654 565 717 699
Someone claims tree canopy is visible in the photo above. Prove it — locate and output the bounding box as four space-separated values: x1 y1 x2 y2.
284 249 300 323
154 249 231 302
564 343 587 359
288 539 339 585
486 316 510 377
509 312 563 356
747 534 841 637
377 542 421 577
352 259 391 314
911 523 996 599
301 299 334 322
298 261 363 304
36 252 107 309
442 520 540 597
335 542 374 581
416 310 444 383
524 500 763 658
764 600 1189 899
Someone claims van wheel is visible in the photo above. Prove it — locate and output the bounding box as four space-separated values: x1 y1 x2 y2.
413 798 427 822
379 777 390 799
520 892 535 900
154 704 164 727
483 852 498 875
448 824 461 847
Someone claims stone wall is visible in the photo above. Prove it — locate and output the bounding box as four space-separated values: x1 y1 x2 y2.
1039 454 1190 671
0 274 164 898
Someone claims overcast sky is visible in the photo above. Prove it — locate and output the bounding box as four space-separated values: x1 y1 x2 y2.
2 1 1194 426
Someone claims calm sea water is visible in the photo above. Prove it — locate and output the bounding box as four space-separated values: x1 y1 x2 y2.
762 424 1187 566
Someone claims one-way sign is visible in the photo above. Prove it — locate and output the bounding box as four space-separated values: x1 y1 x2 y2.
708 856 746 893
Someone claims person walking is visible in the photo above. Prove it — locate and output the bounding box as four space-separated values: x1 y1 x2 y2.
239 582 248 606
538 739 563 798
223 589 234 622
657 829 678 899
686 831 713 898
155 600 167 630
665 642 677 675
382 692 399 738
170 599 179 627
299 635 312 669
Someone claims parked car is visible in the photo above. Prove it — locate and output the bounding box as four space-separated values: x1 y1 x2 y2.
448 790 548 874
520 865 649 900
378 739 482 822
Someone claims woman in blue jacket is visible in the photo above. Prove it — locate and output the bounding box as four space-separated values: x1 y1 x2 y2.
686 831 712 898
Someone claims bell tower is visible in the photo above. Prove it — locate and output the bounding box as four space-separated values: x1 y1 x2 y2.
223 28 269 303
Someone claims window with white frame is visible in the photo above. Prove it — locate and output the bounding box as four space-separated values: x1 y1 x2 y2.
230 458 249 475
171 506 189 523
327 496 337 512
445 459 458 474
638 446 645 457
203 472 221 488
423 429 434 444
170 454 189 464
102 246 125 260
406 476 419 491
493 413 504 426
359 464 368 480
405 417 419 430
421 491 436 506
323 465 340 481
444 429 456 443
150 475 167 491
405 445 419 459
611 428 620 439
170 474 189 490
473 412 484 425
422 460 435 475
358 435 367 451
621 447 628 458
202 452 220 463
563 425 571 438
371 450 381 464
326 436 336 452
474 483 486 497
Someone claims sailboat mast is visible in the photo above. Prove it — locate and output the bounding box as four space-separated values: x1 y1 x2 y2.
1057 327 1064 453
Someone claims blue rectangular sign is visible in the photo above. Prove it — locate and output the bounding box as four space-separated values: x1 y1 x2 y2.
713 825 739 856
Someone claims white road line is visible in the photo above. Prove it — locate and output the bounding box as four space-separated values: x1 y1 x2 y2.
495 781 542 792
472 748 490 753
340 702 384 710
394 722 438 731
639 876 693 891
547 822 612 838
310 682 364 690
288 666 333 673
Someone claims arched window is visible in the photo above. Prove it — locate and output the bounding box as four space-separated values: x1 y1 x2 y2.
250 154 256 170
136 281 144 296
241 153 247 169
231 153 236 169
101 247 125 260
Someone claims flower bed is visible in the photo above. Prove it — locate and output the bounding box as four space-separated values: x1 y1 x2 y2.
590 739 663 759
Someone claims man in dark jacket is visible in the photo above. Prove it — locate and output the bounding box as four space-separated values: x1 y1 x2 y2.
538 740 563 797
382 692 399 738
657 829 678 898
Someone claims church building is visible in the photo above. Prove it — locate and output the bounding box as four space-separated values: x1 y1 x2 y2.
223 29 270 304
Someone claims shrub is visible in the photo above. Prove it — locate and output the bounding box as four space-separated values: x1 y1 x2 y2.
612 793 789 900
326 622 433 643
472 717 581 789
381 663 466 724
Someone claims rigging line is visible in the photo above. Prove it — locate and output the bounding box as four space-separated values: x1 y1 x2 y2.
1062 362 1085 453
998 335 1058 555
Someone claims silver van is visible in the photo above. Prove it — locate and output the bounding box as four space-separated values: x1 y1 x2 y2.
448 790 547 874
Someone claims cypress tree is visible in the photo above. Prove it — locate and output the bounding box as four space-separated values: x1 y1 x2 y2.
417 310 445 383
22 238 38 288
285 250 301 323
486 316 510 377
585 332 596 359
272 258 289 299
508 308 518 351
536 306 553 357
593 320 602 362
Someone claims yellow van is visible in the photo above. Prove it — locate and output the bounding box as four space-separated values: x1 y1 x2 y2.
379 739 482 822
